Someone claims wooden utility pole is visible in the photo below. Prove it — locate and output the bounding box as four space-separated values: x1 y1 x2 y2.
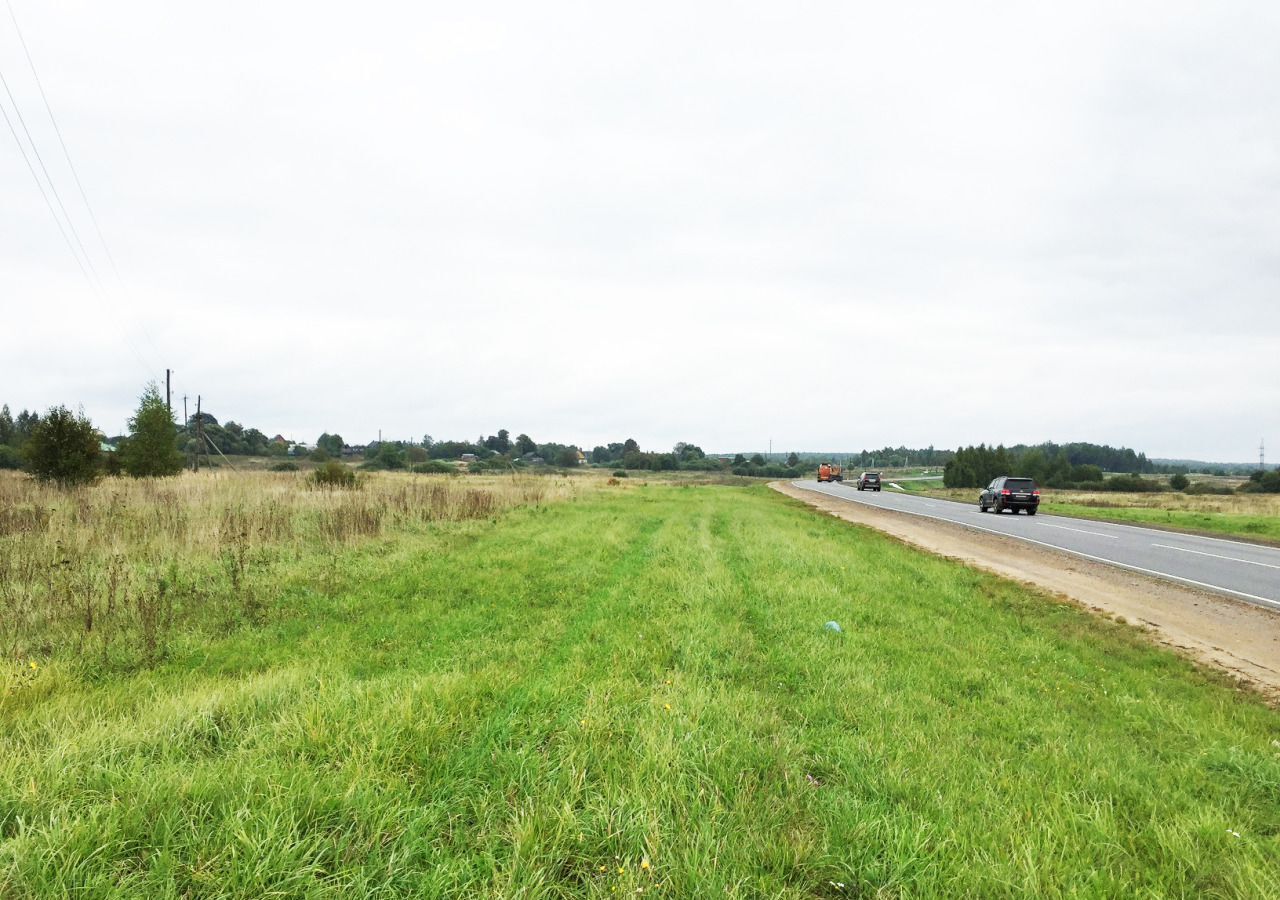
194 395 203 472
166 369 172 415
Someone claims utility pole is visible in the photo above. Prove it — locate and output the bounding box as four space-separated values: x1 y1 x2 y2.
183 395 188 427
194 395 203 472
1262 439 1267 470
165 369 172 415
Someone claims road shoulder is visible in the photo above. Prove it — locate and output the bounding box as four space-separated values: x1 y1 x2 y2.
772 481 1280 702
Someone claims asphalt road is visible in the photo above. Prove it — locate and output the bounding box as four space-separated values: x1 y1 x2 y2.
793 480 1280 612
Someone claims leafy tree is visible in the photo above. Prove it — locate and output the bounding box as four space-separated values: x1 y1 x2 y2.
485 429 511 454
1169 473 1189 491
591 445 610 464
13 409 38 446
786 452 800 468
733 453 746 466
749 454 766 467
515 433 536 456
317 433 345 456
406 445 428 463
0 404 13 445
623 438 640 455
121 382 184 477
557 446 581 467
25 405 102 486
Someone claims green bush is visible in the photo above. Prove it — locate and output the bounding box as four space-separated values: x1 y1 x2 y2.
269 461 299 472
612 470 627 478
310 460 356 489
1169 473 1189 491
412 460 458 475
0 444 22 469
1186 482 1234 495
24 405 102 487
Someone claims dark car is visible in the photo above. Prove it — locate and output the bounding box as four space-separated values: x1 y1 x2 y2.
857 471 881 491
979 476 1040 514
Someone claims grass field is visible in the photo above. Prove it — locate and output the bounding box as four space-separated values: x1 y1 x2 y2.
891 483 1280 544
2 477 1279 896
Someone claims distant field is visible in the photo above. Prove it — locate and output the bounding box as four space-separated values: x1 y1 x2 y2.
3 477 1277 896
890 483 1280 544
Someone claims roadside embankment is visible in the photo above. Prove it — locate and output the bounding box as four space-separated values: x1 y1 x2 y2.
773 481 1280 699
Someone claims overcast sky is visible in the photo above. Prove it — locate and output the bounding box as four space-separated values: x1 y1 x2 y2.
2 2 1277 460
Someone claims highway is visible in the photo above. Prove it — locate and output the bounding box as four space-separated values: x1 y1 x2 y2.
792 480 1280 612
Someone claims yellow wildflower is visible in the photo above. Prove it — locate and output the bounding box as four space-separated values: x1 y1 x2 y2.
29 660 38 670
640 856 651 871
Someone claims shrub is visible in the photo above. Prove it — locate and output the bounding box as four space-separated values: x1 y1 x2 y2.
612 470 627 478
412 460 458 475
1186 482 1234 496
310 460 356 489
308 448 329 462
270 461 299 472
1099 475 1164 492
0 445 22 469
1169 473 1189 491
24 405 102 487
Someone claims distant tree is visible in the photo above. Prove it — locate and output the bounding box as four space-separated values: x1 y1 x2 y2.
0 404 13 445
121 382 184 477
749 453 765 467
623 438 640 455
591 445 610 464
786 452 800 468
309 447 330 462
515 433 536 456
484 429 511 454
317 432 345 456
557 446 581 467
1169 473 1190 491
733 453 746 466
406 445 428 463
377 442 406 469
674 442 705 461
13 409 39 446
25 405 102 487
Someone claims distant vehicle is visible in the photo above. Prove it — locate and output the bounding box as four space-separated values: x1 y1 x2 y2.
817 463 843 483
857 471 881 491
979 476 1040 514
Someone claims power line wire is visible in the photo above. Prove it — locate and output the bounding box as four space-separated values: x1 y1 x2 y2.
0 61 101 284
6 0 118 278
0 86 89 280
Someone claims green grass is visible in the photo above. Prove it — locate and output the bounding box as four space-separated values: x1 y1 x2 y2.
2 485 1278 897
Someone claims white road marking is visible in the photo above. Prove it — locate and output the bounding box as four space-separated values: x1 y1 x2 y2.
1036 522 1119 539
1151 543 1280 571
794 482 1280 611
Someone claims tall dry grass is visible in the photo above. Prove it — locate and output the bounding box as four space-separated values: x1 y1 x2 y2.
0 470 575 673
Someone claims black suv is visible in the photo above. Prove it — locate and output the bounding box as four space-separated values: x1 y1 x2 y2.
979 476 1040 514
857 472 881 491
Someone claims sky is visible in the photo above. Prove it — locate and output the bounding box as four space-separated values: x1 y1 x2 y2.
1 2 1277 461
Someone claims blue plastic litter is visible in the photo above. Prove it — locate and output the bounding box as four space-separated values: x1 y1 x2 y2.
824 621 842 633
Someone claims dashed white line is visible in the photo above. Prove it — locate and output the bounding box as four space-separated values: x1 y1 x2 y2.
1036 522 1119 539
1151 543 1280 571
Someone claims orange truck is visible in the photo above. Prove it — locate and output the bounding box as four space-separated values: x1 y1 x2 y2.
817 463 843 483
